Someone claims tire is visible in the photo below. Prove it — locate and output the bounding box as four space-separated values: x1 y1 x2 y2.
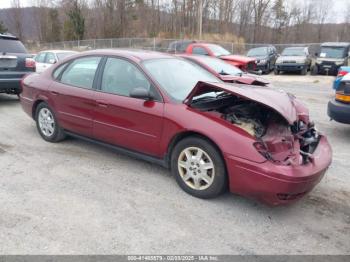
35 102 65 143
311 65 318 75
265 62 271 74
170 136 227 199
301 67 307 75
274 69 280 75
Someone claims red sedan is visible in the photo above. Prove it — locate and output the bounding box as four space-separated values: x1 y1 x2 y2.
183 42 259 73
178 54 269 86
19 49 332 205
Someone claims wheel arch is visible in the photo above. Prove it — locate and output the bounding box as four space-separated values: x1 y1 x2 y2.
166 131 227 172
32 99 46 119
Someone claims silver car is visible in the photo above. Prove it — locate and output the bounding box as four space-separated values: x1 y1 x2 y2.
275 47 312 75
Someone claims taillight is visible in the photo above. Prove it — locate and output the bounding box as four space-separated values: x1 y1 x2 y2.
337 70 348 77
25 58 36 69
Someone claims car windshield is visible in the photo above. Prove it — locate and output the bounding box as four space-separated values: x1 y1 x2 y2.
143 58 220 101
207 45 231 57
281 48 305 56
247 47 268 57
320 47 346 59
0 39 27 53
194 56 242 76
57 52 77 60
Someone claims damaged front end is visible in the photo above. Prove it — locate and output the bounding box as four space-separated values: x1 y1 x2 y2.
185 81 320 166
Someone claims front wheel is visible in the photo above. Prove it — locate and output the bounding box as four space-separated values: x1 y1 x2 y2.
171 137 227 199
35 102 65 142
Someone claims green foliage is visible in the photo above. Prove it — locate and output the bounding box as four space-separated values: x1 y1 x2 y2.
0 20 7 34
65 0 85 40
47 9 62 42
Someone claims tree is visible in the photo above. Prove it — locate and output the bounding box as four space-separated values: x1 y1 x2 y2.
0 21 7 33
65 0 85 40
47 8 62 42
10 0 24 39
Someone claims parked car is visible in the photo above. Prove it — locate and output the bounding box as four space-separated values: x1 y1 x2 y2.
328 73 350 124
20 49 332 205
275 46 312 75
0 33 35 95
246 46 278 74
169 40 259 74
34 50 78 73
178 54 269 86
313 42 350 76
333 66 350 90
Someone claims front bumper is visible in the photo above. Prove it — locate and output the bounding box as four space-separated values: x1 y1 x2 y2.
225 135 332 205
328 99 350 124
316 63 342 76
276 63 306 72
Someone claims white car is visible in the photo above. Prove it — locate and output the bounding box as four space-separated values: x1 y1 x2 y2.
34 50 78 73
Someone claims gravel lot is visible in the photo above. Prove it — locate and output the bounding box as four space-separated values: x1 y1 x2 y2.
0 74 349 255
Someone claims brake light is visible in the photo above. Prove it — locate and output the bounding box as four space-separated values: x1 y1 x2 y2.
336 93 350 103
25 58 36 69
337 70 348 77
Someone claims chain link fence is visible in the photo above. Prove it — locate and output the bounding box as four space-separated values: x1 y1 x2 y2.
26 37 322 56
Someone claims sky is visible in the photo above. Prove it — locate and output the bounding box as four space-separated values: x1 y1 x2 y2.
0 0 348 23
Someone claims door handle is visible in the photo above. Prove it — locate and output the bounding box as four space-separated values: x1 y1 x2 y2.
96 100 108 107
51 91 59 96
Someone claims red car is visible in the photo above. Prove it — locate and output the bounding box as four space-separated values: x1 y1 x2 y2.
19 49 332 205
183 42 259 73
178 54 269 86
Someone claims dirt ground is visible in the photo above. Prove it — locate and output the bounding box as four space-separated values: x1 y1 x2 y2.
0 74 349 254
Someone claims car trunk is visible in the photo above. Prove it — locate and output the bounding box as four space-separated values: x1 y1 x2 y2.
185 81 319 166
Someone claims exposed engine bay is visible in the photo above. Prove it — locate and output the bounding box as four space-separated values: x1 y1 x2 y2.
191 93 320 165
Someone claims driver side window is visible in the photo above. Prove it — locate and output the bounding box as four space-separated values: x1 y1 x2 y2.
192 47 209 56
101 58 151 97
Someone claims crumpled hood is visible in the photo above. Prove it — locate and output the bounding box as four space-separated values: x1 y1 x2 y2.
220 74 269 86
276 56 306 64
220 55 256 63
184 81 308 124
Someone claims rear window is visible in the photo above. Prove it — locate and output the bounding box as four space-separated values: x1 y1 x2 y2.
0 39 27 53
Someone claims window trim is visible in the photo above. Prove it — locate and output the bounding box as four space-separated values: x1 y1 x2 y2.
95 55 164 103
52 55 103 91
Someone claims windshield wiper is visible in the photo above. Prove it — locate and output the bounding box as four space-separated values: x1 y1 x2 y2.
219 70 230 75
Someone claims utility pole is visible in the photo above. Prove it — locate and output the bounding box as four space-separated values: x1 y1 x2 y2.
198 0 203 40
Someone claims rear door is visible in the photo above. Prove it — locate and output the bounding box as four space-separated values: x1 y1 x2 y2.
93 57 164 156
34 52 47 73
49 56 102 138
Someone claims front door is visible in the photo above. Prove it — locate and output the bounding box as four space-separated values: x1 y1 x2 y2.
93 57 164 157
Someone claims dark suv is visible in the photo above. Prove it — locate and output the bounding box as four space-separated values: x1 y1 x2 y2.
246 46 278 74
313 42 350 76
0 34 35 95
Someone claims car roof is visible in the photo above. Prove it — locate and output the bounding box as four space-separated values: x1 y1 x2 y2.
80 49 174 61
284 46 307 50
40 50 79 53
0 33 19 40
321 42 350 47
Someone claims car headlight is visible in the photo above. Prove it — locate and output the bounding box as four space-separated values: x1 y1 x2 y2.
335 61 344 66
259 59 267 64
316 60 321 65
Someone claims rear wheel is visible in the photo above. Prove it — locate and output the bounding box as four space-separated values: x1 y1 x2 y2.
35 102 65 142
171 136 227 199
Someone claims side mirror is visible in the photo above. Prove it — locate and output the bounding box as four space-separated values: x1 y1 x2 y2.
48 59 57 64
130 87 153 100
314 52 319 57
